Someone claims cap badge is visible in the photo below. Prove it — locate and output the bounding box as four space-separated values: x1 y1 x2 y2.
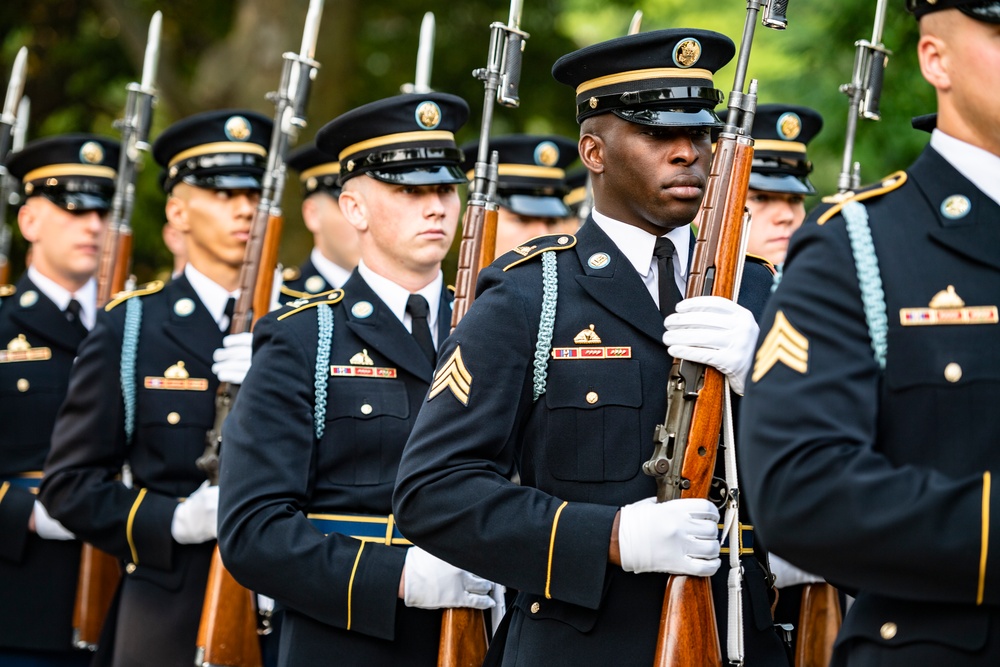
173 298 195 317
776 112 802 141
224 115 252 142
80 141 105 165
941 194 971 219
534 141 560 167
19 290 38 308
415 101 442 130
588 252 610 269
349 349 375 366
346 159 355 172
672 38 702 68
305 275 326 293
351 300 374 319
574 324 602 345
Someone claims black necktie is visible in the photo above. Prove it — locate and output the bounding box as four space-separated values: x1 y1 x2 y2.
65 299 88 338
406 294 436 365
653 237 683 319
222 296 236 333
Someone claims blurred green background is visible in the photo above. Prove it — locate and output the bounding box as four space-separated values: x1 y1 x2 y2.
0 0 934 282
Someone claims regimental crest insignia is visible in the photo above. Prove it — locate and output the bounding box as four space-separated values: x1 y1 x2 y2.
573 324 602 345
752 310 808 382
305 275 326 294
0 334 52 364
428 346 472 406
225 115 252 141
672 38 701 68
415 101 442 130
349 349 374 366
80 141 105 165
940 195 971 220
534 141 559 167
776 112 802 141
900 285 998 326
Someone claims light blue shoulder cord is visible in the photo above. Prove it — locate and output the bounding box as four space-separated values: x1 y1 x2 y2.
313 303 333 439
532 251 558 401
121 297 143 444
840 200 888 369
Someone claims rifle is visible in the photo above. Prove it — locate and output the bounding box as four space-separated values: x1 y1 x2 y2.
0 96 28 285
195 3 324 665
837 0 890 193
0 47 28 285
795 583 841 667
641 2 788 666
70 15 162 652
400 12 435 94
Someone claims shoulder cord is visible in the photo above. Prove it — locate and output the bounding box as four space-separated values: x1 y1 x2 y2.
532 251 558 401
840 201 888 369
721 382 744 665
313 303 333 439
121 296 142 445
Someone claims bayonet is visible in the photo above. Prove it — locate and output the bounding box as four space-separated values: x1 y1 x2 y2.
402 12 436 93
628 10 643 35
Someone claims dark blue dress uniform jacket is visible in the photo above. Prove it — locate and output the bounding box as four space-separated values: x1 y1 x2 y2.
740 146 1000 666
218 270 454 667
40 275 224 667
0 276 86 654
393 219 788 667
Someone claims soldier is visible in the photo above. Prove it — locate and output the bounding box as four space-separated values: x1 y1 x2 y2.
460 134 580 254
281 143 360 298
393 30 788 665
217 93 497 666
740 2 1000 665
719 104 823 266
39 109 269 667
0 134 118 666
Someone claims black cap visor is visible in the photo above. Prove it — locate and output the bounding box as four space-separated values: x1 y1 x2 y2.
181 173 264 191
365 164 467 186
34 180 115 212
500 193 571 218
748 172 816 196
960 2 1000 22
613 107 723 128
164 152 267 192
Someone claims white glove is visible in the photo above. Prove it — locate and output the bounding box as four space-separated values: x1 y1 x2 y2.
663 296 759 395
619 497 721 576
171 481 219 544
270 266 283 312
769 553 824 588
212 332 253 385
33 500 75 540
403 546 496 610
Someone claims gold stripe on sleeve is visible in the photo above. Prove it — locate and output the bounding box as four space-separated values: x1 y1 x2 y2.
979 471 991 605
545 501 569 600
0 481 9 506
126 488 147 564
347 541 366 630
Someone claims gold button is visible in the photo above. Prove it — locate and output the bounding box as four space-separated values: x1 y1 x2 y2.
530 602 540 614
360 403 373 415
167 411 181 425
586 391 599 404
880 622 897 640
126 563 137 574
944 362 962 383
17 378 29 392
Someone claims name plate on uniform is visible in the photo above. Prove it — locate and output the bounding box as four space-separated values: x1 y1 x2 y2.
900 306 998 326
551 346 632 360
143 376 210 391
330 366 398 379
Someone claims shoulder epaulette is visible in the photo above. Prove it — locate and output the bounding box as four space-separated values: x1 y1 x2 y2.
280 284 315 300
0 284 15 298
277 289 345 321
446 284 455 294
104 280 164 311
744 253 776 275
816 171 908 226
502 233 577 272
282 265 302 281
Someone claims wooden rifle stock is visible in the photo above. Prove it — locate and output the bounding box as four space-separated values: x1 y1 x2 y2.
72 544 121 650
196 549 262 667
647 135 754 667
795 583 841 667
450 203 497 329
253 213 283 318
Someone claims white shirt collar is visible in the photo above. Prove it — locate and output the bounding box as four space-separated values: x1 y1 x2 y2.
184 264 239 328
310 247 353 289
27 266 98 330
357 259 443 344
931 130 1000 206
591 209 690 295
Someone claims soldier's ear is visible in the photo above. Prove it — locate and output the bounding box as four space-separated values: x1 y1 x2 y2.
165 193 190 233
917 32 951 92
338 188 368 232
579 133 604 175
17 198 40 243
301 196 321 235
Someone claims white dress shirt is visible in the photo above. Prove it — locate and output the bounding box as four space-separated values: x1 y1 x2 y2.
310 247 353 290
931 130 1000 207
28 266 98 330
357 259 444 348
184 264 239 331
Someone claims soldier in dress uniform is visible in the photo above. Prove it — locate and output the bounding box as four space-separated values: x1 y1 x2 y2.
718 104 823 266
460 134 580 254
217 93 497 667
0 134 118 667
393 30 789 666
740 2 1000 665
281 143 360 299
39 109 269 667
